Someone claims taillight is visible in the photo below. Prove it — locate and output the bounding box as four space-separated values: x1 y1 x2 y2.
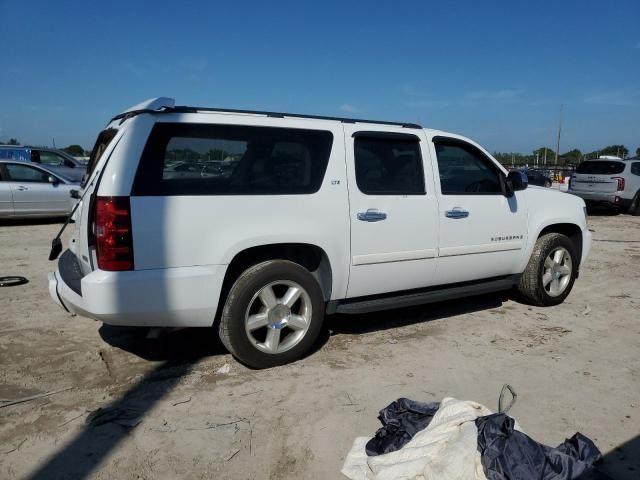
611 177 625 191
94 196 134 271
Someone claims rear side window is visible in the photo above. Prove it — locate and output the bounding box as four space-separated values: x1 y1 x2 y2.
353 133 425 195
133 123 333 195
434 140 502 194
33 150 73 167
576 161 625 175
631 162 640 176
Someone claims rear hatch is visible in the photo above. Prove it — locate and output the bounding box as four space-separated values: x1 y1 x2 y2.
571 160 625 193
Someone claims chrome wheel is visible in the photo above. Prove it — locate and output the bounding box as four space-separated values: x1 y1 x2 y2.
542 247 572 297
244 281 312 354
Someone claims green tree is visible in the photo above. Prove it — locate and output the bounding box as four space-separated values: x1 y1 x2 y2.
62 144 85 156
6 138 19 145
600 145 627 157
636 147 640 157
560 148 582 165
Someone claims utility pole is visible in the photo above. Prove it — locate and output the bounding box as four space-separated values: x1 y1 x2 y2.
554 104 563 166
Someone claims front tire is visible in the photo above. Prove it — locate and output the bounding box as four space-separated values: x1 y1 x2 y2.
219 260 325 368
517 233 578 306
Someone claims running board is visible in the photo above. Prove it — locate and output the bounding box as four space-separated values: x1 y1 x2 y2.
328 275 519 315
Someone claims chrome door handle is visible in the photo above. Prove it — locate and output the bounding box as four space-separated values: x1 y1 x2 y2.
357 209 387 222
445 208 469 219
16 186 28 191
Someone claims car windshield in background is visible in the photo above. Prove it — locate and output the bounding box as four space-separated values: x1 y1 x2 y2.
576 161 625 175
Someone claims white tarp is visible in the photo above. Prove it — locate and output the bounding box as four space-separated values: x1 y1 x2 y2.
341 397 494 480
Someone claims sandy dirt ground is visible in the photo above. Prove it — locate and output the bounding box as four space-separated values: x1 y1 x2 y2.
1 211 639 479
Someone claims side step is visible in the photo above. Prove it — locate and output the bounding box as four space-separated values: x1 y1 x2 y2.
328 275 519 315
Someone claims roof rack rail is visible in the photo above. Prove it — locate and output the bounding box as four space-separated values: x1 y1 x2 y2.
111 105 422 129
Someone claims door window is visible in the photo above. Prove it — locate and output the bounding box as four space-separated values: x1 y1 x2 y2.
353 133 425 195
5 164 50 182
631 162 640 176
34 151 75 167
434 140 502 194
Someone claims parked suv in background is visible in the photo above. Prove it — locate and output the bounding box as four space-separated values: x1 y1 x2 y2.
48 98 591 368
568 156 640 214
0 146 86 182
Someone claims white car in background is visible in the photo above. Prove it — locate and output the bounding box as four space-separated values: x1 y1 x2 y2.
49 98 591 368
0 160 79 219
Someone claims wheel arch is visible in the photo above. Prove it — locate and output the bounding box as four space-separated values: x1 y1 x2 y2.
536 223 583 267
217 243 333 323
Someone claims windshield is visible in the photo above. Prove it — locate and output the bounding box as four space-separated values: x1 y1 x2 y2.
576 161 625 175
84 128 118 185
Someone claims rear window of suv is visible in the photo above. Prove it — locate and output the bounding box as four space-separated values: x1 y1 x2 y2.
576 161 625 175
133 123 333 195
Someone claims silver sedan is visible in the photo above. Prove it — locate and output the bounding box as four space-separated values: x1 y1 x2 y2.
0 161 79 219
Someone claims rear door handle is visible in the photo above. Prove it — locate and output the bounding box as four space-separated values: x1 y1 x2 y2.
357 209 387 222
445 208 469 219
16 186 28 191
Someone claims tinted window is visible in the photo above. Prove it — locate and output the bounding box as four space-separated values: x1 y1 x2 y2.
5 164 50 182
631 162 640 176
434 141 502 194
576 161 625 175
85 128 118 185
354 134 425 195
134 123 333 195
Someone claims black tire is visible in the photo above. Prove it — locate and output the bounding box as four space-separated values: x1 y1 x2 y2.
544 180 552 188
628 192 640 216
517 233 578 306
219 260 325 368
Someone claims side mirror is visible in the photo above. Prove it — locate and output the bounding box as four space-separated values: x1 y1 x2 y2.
504 171 528 196
48 175 59 185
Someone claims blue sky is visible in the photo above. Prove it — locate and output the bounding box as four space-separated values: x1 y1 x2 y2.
1 0 638 154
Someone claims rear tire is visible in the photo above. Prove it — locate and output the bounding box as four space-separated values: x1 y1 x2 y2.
219 260 325 368
517 233 578 306
628 192 640 216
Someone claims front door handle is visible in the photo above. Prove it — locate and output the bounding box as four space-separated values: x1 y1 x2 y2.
357 209 387 222
16 186 28 191
445 208 469 219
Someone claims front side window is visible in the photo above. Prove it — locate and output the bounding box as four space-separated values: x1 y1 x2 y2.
353 134 425 195
134 123 333 195
434 140 502 194
5 164 50 182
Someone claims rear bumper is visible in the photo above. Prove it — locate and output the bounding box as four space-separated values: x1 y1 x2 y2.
569 190 631 208
48 250 225 327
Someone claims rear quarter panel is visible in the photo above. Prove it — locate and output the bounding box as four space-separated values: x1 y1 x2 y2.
119 114 351 300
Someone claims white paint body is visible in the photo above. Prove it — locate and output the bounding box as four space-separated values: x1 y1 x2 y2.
49 99 591 327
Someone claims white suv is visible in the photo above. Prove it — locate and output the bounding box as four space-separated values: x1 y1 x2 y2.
48 98 591 368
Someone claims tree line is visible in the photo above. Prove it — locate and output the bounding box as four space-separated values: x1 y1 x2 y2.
494 145 640 167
